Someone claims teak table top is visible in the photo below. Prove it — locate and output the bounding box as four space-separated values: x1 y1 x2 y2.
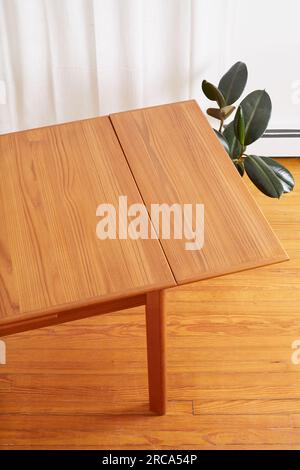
0 100 288 335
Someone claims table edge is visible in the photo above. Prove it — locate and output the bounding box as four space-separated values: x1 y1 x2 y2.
0 280 175 334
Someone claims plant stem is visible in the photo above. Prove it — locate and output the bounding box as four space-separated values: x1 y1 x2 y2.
237 149 247 164
218 119 224 132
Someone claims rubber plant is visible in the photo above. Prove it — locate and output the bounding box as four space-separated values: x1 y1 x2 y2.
202 62 295 198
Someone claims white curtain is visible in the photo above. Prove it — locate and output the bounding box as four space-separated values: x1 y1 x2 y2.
0 0 207 134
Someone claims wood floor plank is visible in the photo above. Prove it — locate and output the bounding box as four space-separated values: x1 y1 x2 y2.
2 370 300 403
195 399 300 415
1 445 300 450
0 398 192 416
0 349 293 375
0 414 299 448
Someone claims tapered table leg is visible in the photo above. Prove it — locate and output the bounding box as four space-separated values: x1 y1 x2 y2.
145 290 167 415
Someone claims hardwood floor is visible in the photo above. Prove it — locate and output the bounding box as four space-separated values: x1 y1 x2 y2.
0 158 299 449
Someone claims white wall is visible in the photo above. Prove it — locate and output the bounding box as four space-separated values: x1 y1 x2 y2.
195 0 300 156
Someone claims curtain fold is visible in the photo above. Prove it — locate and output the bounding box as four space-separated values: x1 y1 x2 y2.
0 0 197 133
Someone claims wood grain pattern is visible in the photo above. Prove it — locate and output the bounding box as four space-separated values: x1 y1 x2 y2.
0 101 288 335
0 103 294 442
0 117 175 332
111 100 288 284
2 158 296 449
0 294 146 337
0 158 297 449
145 291 166 415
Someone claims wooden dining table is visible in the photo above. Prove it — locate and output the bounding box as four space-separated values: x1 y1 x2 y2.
0 100 288 415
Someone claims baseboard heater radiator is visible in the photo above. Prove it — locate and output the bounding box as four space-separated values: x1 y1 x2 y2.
259 129 300 157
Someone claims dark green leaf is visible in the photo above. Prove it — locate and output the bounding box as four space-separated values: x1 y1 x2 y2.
234 107 245 146
239 90 272 145
261 157 295 193
244 155 283 198
213 129 230 154
202 80 226 108
223 121 242 159
207 108 223 120
234 161 245 177
218 62 248 105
